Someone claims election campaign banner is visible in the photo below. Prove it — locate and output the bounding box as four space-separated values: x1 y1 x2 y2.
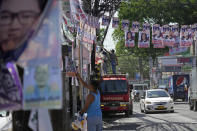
131 21 139 33
162 25 174 47
152 24 164 48
122 20 129 31
112 17 119 28
138 31 150 48
125 30 135 47
180 25 192 47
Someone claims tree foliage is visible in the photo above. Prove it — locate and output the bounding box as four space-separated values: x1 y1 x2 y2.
113 0 197 59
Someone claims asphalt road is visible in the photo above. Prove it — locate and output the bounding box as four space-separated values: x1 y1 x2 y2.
103 102 197 131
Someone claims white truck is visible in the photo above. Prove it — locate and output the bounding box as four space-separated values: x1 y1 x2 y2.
189 65 197 111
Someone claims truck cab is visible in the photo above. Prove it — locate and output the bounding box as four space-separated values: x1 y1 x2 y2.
100 74 133 116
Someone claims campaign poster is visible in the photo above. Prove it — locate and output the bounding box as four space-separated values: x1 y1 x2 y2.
162 25 174 47
0 0 52 62
70 0 84 22
65 56 77 77
102 15 110 26
142 23 150 33
91 27 96 42
138 31 150 48
125 30 135 47
17 1 62 67
122 20 129 31
169 36 190 56
131 21 139 33
83 24 94 44
180 25 192 47
152 24 164 48
0 63 22 110
112 17 119 28
23 64 62 109
191 23 197 40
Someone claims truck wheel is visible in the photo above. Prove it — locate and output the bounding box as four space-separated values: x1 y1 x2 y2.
125 111 130 117
194 101 197 111
140 105 144 113
189 100 194 110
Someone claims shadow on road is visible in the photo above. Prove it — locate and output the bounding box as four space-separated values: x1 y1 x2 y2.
103 111 197 131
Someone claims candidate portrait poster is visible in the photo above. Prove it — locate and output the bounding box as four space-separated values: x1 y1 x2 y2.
112 17 119 28
191 23 197 40
23 64 62 109
125 30 135 47
138 31 150 48
122 20 129 31
0 63 22 110
142 23 150 33
152 24 164 48
180 25 192 47
131 21 139 33
102 15 110 26
162 25 174 47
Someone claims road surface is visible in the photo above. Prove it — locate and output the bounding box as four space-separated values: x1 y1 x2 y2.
103 102 197 131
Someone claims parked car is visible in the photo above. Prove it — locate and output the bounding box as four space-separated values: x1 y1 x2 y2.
140 89 174 113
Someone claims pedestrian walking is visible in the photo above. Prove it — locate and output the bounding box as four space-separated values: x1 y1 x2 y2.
75 73 102 131
109 49 118 74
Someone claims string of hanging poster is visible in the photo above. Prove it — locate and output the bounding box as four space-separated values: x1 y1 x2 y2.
102 17 197 49
65 0 99 44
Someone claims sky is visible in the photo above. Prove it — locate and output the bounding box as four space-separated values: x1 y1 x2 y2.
103 12 118 51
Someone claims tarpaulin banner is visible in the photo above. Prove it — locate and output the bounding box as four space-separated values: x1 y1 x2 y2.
102 15 110 26
180 25 192 47
142 23 150 33
152 24 164 48
0 63 22 110
122 20 129 31
169 37 190 56
70 0 87 22
18 0 62 67
112 17 119 28
0 0 52 62
191 23 197 40
125 30 135 47
23 64 62 109
131 21 139 33
83 23 94 44
162 25 174 47
138 31 150 48
65 56 77 77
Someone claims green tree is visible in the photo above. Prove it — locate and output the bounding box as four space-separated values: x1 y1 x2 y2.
113 0 197 59
113 0 197 79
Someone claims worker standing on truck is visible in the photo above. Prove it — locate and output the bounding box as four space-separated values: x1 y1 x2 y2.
110 49 118 74
75 73 102 131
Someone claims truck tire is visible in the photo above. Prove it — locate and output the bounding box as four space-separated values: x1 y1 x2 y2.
194 101 197 111
125 111 130 117
189 99 194 110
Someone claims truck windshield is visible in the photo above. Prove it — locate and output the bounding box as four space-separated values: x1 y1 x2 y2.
100 80 128 94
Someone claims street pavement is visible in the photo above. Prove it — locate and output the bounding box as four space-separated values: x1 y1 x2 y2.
103 102 197 131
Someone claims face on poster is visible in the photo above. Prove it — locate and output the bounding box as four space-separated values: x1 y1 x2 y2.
23 64 62 109
0 0 47 61
131 21 139 32
112 17 119 28
142 23 150 33
152 24 162 40
0 63 22 110
125 30 135 47
102 16 110 26
138 31 150 48
171 25 179 38
122 20 129 30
